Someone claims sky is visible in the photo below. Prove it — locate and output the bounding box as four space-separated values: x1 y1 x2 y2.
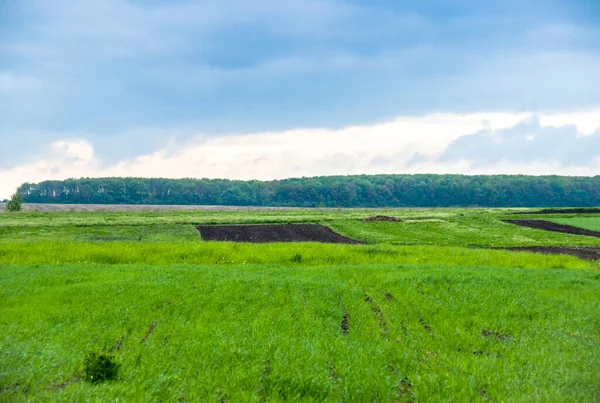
1 0 600 198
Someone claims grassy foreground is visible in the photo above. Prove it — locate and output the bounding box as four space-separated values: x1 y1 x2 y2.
1 207 599 401
1 264 599 402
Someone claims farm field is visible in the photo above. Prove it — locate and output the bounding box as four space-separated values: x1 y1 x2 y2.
1 206 600 401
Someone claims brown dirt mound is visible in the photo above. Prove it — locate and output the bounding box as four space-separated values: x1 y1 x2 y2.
363 215 403 222
500 246 600 261
503 219 600 238
513 208 600 215
197 224 364 244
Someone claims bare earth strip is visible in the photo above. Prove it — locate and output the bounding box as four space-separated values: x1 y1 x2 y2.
499 246 600 261
503 219 600 238
0 203 313 212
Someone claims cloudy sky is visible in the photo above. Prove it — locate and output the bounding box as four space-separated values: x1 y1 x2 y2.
1 0 599 198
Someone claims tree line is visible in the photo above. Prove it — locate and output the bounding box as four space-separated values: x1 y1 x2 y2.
16 175 600 207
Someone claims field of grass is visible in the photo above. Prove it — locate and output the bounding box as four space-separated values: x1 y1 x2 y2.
1 207 599 401
2 208 600 247
550 217 600 232
2 264 599 401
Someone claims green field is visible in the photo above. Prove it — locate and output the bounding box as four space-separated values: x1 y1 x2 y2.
1 207 599 401
550 217 600 232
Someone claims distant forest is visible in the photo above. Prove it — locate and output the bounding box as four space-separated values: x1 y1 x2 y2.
17 175 600 207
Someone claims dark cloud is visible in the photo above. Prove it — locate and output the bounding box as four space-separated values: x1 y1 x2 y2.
438 117 600 167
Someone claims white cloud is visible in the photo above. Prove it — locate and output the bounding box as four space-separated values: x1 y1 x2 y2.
2 108 599 199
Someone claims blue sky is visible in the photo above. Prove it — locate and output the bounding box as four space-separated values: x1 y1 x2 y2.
1 0 600 197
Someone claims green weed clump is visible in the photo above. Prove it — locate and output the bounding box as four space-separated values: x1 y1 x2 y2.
84 352 120 383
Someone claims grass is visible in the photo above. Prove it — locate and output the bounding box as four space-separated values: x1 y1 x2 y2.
0 241 592 268
1 207 599 401
550 217 600 232
1 264 599 402
1 208 600 247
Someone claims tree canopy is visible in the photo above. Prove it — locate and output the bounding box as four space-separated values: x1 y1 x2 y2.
17 174 600 208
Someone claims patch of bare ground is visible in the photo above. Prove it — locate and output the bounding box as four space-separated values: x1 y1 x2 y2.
503 219 600 238
340 306 350 335
197 224 364 244
499 246 600 261
481 329 512 341
363 215 403 222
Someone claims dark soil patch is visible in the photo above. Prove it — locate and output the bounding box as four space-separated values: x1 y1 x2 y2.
499 246 600 261
503 219 600 238
419 315 432 334
197 224 364 244
341 305 350 335
513 208 600 215
481 329 512 341
363 215 403 222
141 321 158 344
385 292 395 301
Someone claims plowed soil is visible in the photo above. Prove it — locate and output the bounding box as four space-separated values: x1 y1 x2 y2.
503 219 600 238
363 215 403 222
500 246 600 261
197 224 364 244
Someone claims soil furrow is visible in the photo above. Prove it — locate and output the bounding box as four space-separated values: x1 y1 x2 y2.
503 219 600 238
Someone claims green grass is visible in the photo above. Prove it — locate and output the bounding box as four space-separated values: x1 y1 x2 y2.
1 207 599 401
0 241 591 268
2 208 600 247
1 264 599 402
550 217 600 232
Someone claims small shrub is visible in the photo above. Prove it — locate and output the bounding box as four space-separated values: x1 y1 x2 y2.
291 253 303 263
84 352 120 383
5 193 22 212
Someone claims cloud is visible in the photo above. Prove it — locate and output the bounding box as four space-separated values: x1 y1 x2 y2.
2 109 599 199
1 0 600 167
436 116 600 167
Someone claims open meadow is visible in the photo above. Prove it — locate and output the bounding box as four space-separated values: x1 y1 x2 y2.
1 205 599 401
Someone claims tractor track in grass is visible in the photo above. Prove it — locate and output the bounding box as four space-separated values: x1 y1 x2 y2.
364 295 388 336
